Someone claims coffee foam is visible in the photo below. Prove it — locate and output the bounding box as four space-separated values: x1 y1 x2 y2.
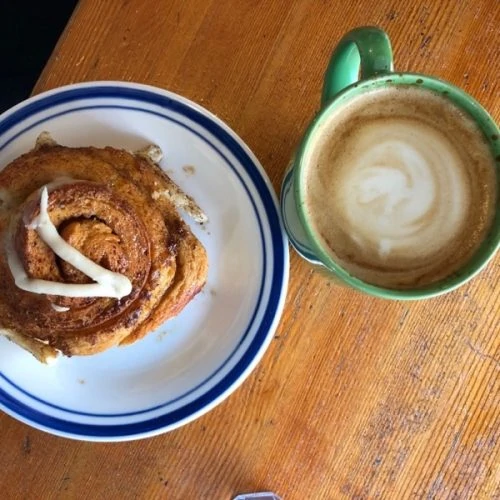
304 86 496 289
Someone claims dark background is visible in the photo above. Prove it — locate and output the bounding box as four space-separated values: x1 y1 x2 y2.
1 1 78 113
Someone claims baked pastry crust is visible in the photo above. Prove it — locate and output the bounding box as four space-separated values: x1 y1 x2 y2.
0 133 208 362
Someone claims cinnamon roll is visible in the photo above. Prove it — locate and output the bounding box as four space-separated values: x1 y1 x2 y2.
0 133 208 363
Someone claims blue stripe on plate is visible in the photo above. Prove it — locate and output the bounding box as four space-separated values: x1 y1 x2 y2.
0 85 287 437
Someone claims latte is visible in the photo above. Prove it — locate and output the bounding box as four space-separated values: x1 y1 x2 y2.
303 86 496 289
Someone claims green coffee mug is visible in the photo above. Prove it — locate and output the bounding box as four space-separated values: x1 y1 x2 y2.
280 26 499 299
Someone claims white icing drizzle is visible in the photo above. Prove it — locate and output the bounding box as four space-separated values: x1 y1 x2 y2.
7 187 132 299
51 303 70 312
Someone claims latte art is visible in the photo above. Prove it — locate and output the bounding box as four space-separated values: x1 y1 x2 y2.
304 86 496 289
340 122 468 260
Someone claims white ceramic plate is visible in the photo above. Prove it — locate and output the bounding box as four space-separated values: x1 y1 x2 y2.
0 82 289 441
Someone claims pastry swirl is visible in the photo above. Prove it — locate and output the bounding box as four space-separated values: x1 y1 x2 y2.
0 134 208 362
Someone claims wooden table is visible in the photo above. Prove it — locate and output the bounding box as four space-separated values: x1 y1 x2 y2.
1 1 499 498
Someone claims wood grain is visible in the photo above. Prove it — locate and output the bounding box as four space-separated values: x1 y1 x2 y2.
1 0 499 498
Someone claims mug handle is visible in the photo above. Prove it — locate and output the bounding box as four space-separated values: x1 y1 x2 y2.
321 27 394 107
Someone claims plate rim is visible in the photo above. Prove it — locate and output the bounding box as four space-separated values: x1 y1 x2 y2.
0 81 289 441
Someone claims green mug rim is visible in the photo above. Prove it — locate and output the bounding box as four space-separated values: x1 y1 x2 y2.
294 73 500 299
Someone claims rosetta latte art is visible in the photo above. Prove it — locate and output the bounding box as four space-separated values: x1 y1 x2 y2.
339 123 469 260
